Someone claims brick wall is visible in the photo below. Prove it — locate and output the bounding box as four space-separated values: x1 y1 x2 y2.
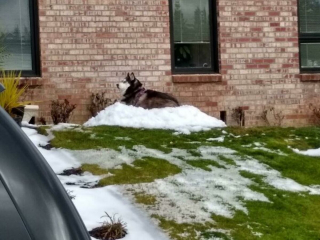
31 0 172 123
24 0 320 126
218 0 303 126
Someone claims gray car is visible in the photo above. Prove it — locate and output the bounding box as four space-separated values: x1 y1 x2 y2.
0 84 91 240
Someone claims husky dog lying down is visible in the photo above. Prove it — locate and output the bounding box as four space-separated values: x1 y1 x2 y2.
116 72 180 109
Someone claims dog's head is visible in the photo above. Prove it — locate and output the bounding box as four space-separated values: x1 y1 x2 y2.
116 72 142 96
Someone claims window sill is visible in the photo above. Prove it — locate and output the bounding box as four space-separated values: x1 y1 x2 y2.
300 74 320 81
172 74 222 83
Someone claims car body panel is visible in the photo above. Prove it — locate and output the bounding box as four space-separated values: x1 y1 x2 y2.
0 107 91 240
0 178 32 240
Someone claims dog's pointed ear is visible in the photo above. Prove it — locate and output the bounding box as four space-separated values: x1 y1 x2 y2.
130 72 135 81
134 79 142 88
126 72 130 78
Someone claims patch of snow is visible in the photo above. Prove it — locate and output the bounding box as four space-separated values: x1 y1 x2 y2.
235 158 320 194
62 145 268 222
242 144 252 148
253 147 287 156
252 232 263 237
58 172 103 188
89 134 98 139
67 185 169 240
66 148 136 169
21 121 39 128
84 103 226 134
207 136 225 142
38 148 81 174
253 142 263 147
292 147 320 157
126 166 269 222
22 127 49 147
199 146 237 155
115 137 132 141
229 133 241 138
22 127 80 173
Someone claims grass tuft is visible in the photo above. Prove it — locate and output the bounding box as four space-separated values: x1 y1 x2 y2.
82 164 109 175
36 126 50 136
187 159 225 171
134 192 157 206
89 212 127 240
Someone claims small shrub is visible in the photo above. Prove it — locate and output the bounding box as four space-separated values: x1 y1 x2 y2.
50 99 76 125
309 103 320 125
231 107 245 127
0 71 31 116
88 92 114 117
89 212 127 240
261 106 284 127
38 116 47 125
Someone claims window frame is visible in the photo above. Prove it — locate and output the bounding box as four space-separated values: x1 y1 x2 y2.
298 0 320 73
169 0 219 74
2 0 41 77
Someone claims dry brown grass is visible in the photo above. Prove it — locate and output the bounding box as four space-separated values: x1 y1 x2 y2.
88 92 114 117
309 103 320 125
89 212 127 240
50 99 76 124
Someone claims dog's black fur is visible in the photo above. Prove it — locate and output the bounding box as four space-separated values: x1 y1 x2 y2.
117 73 180 109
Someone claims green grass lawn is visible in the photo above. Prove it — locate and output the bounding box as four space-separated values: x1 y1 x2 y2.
46 125 320 240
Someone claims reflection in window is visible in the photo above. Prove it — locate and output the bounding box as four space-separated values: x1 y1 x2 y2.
301 44 320 68
0 0 32 71
172 0 212 70
299 0 320 33
299 0 320 71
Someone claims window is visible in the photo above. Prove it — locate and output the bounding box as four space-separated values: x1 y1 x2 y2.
169 0 218 74
299 0 320 72
0 0 40 76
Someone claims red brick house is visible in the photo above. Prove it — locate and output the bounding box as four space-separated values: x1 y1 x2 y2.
1 0 319 126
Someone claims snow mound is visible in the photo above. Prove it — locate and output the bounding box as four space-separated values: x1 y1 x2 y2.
292 147 320 157
84 103 226 134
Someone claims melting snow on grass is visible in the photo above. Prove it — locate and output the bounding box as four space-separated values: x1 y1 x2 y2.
292 147 320 157
22 126 320 239
65 145 320 222
207 136 225 142
84 102 226 134
22 127 170 240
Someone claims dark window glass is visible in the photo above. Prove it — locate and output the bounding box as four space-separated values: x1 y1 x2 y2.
299 0 320 72
0 0 39 76
299 0 320 33
170 0 217 73
301 43 320 68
